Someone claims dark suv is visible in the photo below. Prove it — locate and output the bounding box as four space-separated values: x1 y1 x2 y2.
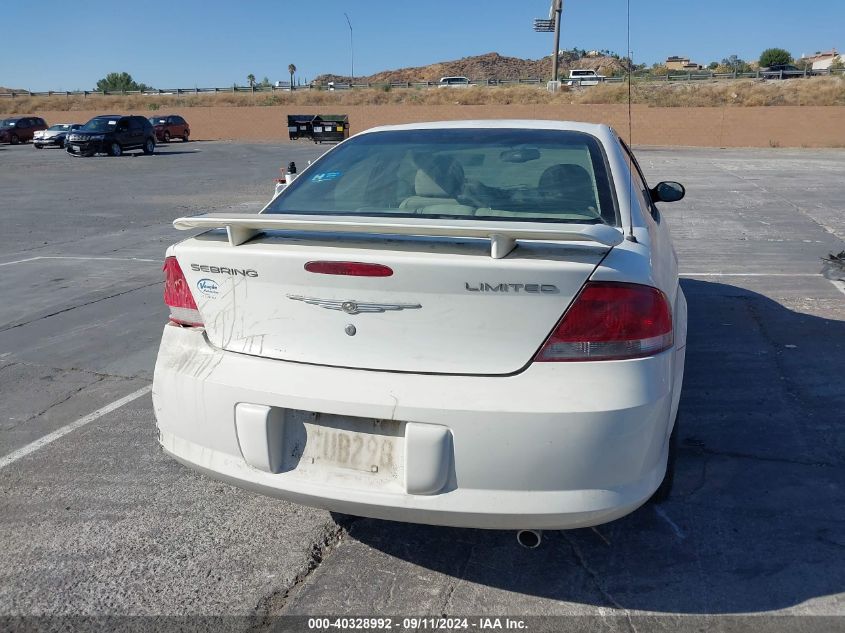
0 116 48 144
761 64 803 79
148 114 190 142
67 115 156 157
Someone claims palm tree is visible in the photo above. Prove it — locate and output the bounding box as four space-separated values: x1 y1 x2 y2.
246 74 256 87
288 64 296 91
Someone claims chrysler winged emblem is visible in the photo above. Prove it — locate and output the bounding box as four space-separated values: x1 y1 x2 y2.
286 295 422 315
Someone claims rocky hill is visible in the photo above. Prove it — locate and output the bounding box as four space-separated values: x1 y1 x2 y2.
313 51 627 84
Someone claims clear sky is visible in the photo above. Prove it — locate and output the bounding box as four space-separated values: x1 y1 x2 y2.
1 0 842 91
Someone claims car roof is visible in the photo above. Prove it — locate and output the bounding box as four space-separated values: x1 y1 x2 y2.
363 119 614 136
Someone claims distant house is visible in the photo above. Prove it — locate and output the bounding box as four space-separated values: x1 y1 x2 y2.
801 49 840 70
665 56 703 71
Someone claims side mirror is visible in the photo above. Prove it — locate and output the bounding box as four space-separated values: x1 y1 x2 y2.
651 181 685 203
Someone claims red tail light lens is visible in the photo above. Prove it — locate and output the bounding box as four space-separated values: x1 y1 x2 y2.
163 257 203 327
305 261 393 277
535 282 673 362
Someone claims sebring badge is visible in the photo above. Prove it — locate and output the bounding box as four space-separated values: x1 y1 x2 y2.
287 295 421 315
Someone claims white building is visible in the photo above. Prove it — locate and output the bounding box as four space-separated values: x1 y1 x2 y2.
802 49 841 71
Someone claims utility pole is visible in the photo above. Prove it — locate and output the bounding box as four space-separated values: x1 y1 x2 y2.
344 13 354 84
534 0 564 83
551 0 563 82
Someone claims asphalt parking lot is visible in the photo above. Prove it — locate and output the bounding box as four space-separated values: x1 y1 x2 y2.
0 140 843 631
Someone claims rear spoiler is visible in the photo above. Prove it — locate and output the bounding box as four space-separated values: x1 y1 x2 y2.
172 213 624 259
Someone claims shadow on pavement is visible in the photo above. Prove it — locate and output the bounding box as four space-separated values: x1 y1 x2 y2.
333 279 845 614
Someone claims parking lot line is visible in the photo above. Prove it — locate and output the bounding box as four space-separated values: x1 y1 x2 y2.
0 256 160 268
679 272 821 277
0 385 152 470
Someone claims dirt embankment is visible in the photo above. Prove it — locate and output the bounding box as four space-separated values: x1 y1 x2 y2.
25 103 845 148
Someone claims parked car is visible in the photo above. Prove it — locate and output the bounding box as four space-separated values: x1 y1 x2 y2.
154 120 687 541
760 64 803 79
33 123 83 149
565 69 606 86
148 114 190 142
66 115 155 157
0 116 48 144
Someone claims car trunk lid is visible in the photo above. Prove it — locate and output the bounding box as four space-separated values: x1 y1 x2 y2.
171 214 620 375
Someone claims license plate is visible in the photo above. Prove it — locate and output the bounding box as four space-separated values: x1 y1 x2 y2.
304 425 398 473
72 145 80 152
283 410 404 482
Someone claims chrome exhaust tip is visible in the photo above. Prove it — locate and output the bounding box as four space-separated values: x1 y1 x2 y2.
516 529 542 549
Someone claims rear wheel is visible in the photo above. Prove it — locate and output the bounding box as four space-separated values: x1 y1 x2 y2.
10 134 19 145
163 131 170 143
109 142 122 157
143 138 155 155
182 132 189 142
34 143 42 149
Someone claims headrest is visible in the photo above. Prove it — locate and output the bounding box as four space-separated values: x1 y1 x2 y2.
413 155 465 197
414 170 449 197
538 164 594 195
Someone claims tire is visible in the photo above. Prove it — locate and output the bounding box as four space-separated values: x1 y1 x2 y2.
109 142 122 157
163 131 170 143
10 134 19 145
58 138 65 149
34 144 43 149
182 132 189 142
142 138 155 155
649 416 678 504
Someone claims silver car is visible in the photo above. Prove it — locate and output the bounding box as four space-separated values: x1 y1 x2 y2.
33 123 83 149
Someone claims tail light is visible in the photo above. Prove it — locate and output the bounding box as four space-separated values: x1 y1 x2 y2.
163 257 203 326
535 282 673 362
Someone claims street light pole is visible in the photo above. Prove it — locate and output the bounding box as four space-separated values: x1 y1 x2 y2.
344 13 354 85
534 0 564 84
551 0 563 82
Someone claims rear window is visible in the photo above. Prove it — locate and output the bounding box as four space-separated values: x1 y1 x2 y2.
265 128 618 225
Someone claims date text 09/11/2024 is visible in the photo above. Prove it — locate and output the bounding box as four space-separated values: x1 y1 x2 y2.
307 617 528 630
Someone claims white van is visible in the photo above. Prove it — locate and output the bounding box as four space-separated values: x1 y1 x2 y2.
565 69 606 86
438 76 470 88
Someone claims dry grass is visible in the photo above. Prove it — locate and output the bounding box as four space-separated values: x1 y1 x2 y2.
2 77 844 114
571 77 845 107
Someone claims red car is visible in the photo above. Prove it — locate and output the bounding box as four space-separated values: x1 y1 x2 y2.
0 116 48 144
148 115 190 142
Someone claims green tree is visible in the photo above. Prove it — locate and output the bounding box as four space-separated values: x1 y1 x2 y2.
95 72 151 93
707 61 719 70
247 73 256 87
759 48 792 68
288 64 296 90
719 55 752 73
831 57 844 71
260 76 271 88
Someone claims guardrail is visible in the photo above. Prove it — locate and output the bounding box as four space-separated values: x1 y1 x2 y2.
2 68 843 98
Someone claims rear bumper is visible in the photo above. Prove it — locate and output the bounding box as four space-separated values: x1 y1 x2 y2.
153 324 684 530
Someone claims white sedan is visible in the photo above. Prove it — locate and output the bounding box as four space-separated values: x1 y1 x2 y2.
153 120 687 542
